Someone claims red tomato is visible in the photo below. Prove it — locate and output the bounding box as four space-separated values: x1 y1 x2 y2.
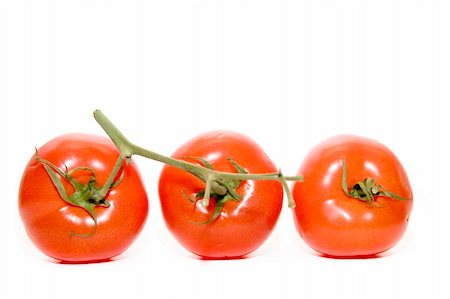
158 131 283 259
18 133 148 263
292 135 413 258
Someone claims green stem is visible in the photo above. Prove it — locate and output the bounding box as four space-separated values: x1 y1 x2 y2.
215 171 302 182
278 171 297 208
202 177 213 207
97 153 126 199
93 109 302 208
132 144 209 180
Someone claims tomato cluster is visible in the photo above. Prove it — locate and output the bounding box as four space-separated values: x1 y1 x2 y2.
18 113 413 262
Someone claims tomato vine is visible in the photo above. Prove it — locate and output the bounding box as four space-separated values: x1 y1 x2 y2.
93 109 302 214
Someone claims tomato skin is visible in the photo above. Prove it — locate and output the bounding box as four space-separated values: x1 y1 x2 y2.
18 133 149 263
292 135 413 258
158 131 283 259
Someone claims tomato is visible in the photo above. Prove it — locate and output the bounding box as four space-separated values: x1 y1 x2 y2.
18 133 149 263
292 135 413 258
158 131 283 259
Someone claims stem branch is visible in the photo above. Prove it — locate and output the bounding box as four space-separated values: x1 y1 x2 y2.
278 171 297 208
98 153 126 198
202 178 213 207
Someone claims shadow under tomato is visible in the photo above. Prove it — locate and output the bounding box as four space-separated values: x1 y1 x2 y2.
315 250 393 260
46 257 115 265
43 249 138 264
190 253 251 262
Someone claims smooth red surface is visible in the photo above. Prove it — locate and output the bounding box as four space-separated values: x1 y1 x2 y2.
292 135 413 258
18 133 149 263
158 131 283 259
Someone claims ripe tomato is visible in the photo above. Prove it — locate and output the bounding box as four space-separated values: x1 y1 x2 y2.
292 135 413 258
18 133 148 263
158 131 283 259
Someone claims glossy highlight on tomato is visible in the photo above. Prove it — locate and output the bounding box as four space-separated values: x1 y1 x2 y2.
18 133 149 263
292 135 413 258
158 131 283 259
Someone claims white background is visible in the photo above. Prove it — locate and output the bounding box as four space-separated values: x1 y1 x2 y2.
1 0 449 298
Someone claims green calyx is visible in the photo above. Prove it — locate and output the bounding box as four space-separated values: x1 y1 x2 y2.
341 159 409 205
36 151 124 237
183 157 248 224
